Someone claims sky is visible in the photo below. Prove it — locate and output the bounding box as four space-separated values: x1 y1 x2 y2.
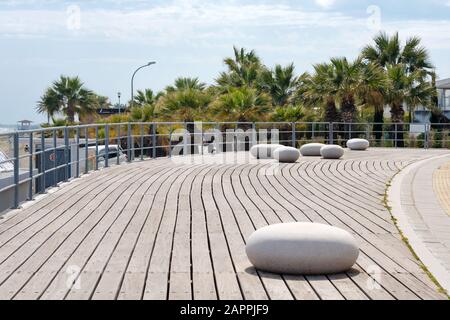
0 0 450 124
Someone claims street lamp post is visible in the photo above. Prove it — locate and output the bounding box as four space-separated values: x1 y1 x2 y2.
117 92 121 115
131 62 156 110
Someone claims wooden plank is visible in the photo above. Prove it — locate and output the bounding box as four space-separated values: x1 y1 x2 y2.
36 165 169 300
143 165 198 300
306 275 345 300
2 167 147 300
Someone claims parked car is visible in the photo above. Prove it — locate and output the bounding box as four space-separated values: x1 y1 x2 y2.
88 145 127 168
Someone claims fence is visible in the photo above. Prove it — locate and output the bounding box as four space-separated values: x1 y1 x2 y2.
0 121 449 212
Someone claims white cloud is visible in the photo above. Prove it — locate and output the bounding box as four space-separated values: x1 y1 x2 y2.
315 0 336 9
0 0 449 53
0 1 359 44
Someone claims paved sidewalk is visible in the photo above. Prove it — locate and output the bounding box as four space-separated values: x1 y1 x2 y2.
397 155 450 292
434 161 450 216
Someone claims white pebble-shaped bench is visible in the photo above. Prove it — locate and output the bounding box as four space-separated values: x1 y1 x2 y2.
250 144 283 159
320 145 344 159
246 222 359 275
347 139 370 151
273 147 300 163
300 143 325 157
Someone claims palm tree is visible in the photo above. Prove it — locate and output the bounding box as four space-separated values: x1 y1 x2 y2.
211 86 271 122
356 63 388 141
271 105 313 123
130 104 156 122
216 46 263 89
157 82 212 154
405 78 435 122
165 77 206 93
362 32 434 124
54 76 97 122
300 65 340 123
158 89 211 123
301 59 359 124
258 63 298 107
133 89 157 107
95 95 112 110
37 76 97 123
37 88 60 124
330 57 362 124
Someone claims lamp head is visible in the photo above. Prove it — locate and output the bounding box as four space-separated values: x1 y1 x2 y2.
147 61 156 66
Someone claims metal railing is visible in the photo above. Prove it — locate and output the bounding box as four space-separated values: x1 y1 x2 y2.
0 121 449 212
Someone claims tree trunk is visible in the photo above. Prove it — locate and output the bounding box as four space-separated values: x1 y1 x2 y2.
323 99 340 144
390 103 405 148
341 96 356 140
324 99 340 123
373 105 384 142
67 102 75 123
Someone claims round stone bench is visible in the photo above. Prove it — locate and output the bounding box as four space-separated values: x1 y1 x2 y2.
246 222 359 275
273 147 300 163
321 145 344 159
300 143 325 157
347 139 370 151
250 144 283 159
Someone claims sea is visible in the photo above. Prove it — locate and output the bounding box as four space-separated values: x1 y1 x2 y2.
0 125 16 134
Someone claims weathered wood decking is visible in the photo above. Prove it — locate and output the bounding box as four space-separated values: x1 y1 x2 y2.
0 149 448 300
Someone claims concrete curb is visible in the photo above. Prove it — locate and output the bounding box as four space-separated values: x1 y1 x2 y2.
388 154 450 294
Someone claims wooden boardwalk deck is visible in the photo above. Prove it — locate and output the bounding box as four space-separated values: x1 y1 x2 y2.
0 148 448 300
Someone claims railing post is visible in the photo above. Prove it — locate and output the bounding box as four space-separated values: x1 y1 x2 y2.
311 122 315 140
394 123 398 148
183 123 188 156
201 124 204 156
40 133 45 193
366 123 370 141
76 127 80 178
117 124 121 165
329 122 334 145
105 124 109 168
84 127 89 174
95 126 99 170
127 123 132 162
169 129 172 158
53 129 57 187
28 132 33 201
252 122 257 147
291 123 296 148
425 123 429 150
140 123 144 161
152 123 157 159
349 123 352 140
216 122 221 154
64 127 69 182
13 132 19 209
234 123 238 153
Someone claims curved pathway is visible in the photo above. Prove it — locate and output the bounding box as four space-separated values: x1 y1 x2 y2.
0 148 448 300
434 161 450 216
389 154 450 294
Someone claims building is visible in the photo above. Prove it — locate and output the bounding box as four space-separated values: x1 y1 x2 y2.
437 78 450 113
17 120 33 130
414 77 450 124
79 107 127 124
